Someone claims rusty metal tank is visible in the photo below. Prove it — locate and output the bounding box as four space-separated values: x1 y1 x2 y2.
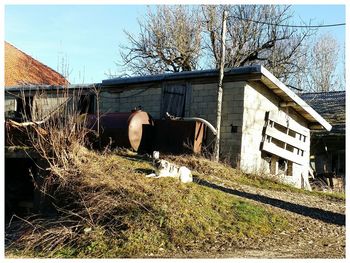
86 110 154 152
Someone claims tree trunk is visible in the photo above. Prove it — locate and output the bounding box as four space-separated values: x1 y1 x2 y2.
213 10 227 162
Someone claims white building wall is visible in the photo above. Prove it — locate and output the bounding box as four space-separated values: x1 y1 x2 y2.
240 82 279 174
241 81 311 189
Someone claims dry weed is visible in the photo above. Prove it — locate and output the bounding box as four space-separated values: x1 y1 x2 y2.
5 91 290 258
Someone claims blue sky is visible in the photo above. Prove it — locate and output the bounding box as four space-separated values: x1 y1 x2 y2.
4 4 346 84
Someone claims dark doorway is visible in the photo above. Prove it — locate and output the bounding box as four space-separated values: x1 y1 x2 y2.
5 158 36 220
16 96 33 121
160 84 189 118
78 94 95 114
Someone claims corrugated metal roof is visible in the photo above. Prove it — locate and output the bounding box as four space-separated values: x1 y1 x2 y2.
300 91 345 135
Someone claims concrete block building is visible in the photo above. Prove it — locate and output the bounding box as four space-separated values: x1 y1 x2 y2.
99 65 331 189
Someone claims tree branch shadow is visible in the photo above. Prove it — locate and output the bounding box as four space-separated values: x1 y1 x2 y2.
194 177 345 226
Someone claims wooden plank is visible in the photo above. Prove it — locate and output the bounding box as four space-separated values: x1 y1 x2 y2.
279 101 297 107
265 126 308 151
262 140 304 165
268 111 309 137
309 123 324 130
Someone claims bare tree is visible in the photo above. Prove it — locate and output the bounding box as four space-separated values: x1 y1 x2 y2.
121 5 315 85
57 52 73 81
119 4 346 93
303 34 342 92
213 10 227 162
120 5 202 75
203 5 313 86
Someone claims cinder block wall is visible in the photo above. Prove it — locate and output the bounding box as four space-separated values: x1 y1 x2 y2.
99 91 120 112
190 82 245 164
100 81 246 164
99 86 162 119
190 83 218 125
241 81 310 188
220 82 245 164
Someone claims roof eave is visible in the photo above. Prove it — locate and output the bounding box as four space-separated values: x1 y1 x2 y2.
5 83 100 92
259 66 332 132
101 65 262 87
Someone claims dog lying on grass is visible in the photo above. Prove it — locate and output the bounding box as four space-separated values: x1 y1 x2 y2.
146 151 193 183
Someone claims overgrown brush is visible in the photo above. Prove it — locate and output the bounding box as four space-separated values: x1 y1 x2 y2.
6 145 290 258
6 91 290 258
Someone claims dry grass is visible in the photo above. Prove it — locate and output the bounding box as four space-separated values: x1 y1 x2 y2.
5 147 290 258
5 96 341 258
7 91 329 257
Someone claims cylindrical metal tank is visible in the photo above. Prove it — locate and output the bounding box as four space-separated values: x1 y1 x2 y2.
86 110 154 151
128 110 154 151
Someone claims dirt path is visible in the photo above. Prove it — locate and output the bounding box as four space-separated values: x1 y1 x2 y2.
194 177 346 258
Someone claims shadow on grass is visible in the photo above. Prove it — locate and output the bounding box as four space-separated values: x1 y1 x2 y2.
135 168 155 174
194 177 345 226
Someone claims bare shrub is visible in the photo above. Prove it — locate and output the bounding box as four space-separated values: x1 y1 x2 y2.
5 87 107 255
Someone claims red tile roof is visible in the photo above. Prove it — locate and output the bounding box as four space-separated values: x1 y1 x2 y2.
5 41 69 86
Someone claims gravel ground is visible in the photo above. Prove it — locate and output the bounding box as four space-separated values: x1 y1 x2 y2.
191 177 346 258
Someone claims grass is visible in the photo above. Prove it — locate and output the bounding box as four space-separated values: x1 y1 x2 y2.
6 148 291 258
165 154 345 201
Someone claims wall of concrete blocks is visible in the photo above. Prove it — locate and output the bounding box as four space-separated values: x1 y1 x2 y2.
240 81 311 189
100 81 246 164
240 81 280 174
220 81 245 164
99 91 120 112
100 86 162 119
190 81 245 164
190 83 218 125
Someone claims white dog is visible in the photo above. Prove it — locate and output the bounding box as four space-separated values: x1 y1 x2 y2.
147 151 193 183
